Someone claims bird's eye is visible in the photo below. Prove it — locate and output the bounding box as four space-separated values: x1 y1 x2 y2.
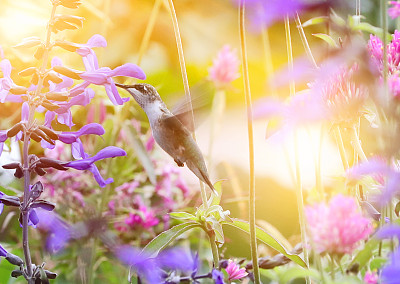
143 85 148 92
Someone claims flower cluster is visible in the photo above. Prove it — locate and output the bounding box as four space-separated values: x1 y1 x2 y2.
305 194 373 255
368 30 400 98
208 45 240 88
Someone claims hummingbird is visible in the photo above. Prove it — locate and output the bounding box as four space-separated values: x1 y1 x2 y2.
115 83 217 195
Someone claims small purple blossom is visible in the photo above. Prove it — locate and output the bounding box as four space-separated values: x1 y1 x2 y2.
58 123 105 144
0 130 7 156
0 244 7 257
0 191 4 215
212 269 226 284
380 249 400 284
64 146 126 170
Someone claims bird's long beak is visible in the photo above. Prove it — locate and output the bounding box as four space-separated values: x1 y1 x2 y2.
115 83 137 89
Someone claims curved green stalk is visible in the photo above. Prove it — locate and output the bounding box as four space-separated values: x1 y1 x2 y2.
238 2 260 283
164 0 209 207
285 17 310 276
261 28 278 97
334 126 349 170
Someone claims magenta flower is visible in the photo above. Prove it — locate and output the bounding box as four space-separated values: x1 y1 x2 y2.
389 1 400 19
368 31 400 74
208 45 240 88
125 205 159 229
305 194 373 255
364 271 378 284
225 260 248 281
0 130 7 157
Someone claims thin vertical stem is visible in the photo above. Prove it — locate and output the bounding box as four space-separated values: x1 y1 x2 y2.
334 126 349 170
350 125 368 162
261 28 278 97
164 0 209 207
207 90 225 171
294 13 318 68
239 2 260 283
285 16 310 275
137 0 162 66
382 0 389 106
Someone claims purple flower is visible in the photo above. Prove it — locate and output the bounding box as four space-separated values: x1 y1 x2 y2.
347 159 400 207
65 146 126 170
74 35 146 105
381 249 400 284
58 123 105 144
79 63 146 105
158 248 196 272
376 224 400 240
114 245 161 283
233 0 305 31
212 269 226 284
36 209 71 253
0 244 7 257
64 144 126 187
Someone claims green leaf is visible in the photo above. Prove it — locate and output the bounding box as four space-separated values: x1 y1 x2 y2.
349 237 380 270
312 34 338 48
123 123 157 185
207 180 225 206
224 219 307 268
142 222 201 257
279 267 320 283
302 16 328 27
169 212 196 221
369 257 387 271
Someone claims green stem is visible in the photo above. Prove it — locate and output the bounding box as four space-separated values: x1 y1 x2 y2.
334 126 349 170
207 230 220 269
239 2 260 283
164 0 209 207
330 256 335 280
382 0 389 106
137 0 162 66
285 16 310 276
294 13 318 68
261 28 278 97
350 125 368 162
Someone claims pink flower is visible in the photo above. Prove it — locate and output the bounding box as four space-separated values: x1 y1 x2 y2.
388 73 400 98
364 270 378 284
208 45 240 88
305 194 373 255
368 31 400 74
225 260 248 281
316 63 368 123
389 1 400 19
125 205 159 229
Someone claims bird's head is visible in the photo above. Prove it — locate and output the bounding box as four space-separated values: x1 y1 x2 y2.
115 83 162 108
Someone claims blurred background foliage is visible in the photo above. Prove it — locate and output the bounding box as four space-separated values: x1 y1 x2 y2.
0 0 388 283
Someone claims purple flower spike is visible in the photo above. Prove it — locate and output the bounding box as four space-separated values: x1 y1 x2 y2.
58 123 105 144
212 269 226 284
376 224 400 240
64 146 126 170
0 244 7 257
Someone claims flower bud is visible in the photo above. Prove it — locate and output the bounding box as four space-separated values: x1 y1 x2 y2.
7 123 24 138
38 126 59 140
0 195 21 207
41 100 60 111
11 269 23 278
59 0 82 9
9 86 28 95
34 167 47 176
34 44 45 60
54 40 79 52
5 253 24 266
29 181 44 201
31 200 56 211
19 67 37 77
13 37 42 49
46 92 69 101
53 65 81 79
